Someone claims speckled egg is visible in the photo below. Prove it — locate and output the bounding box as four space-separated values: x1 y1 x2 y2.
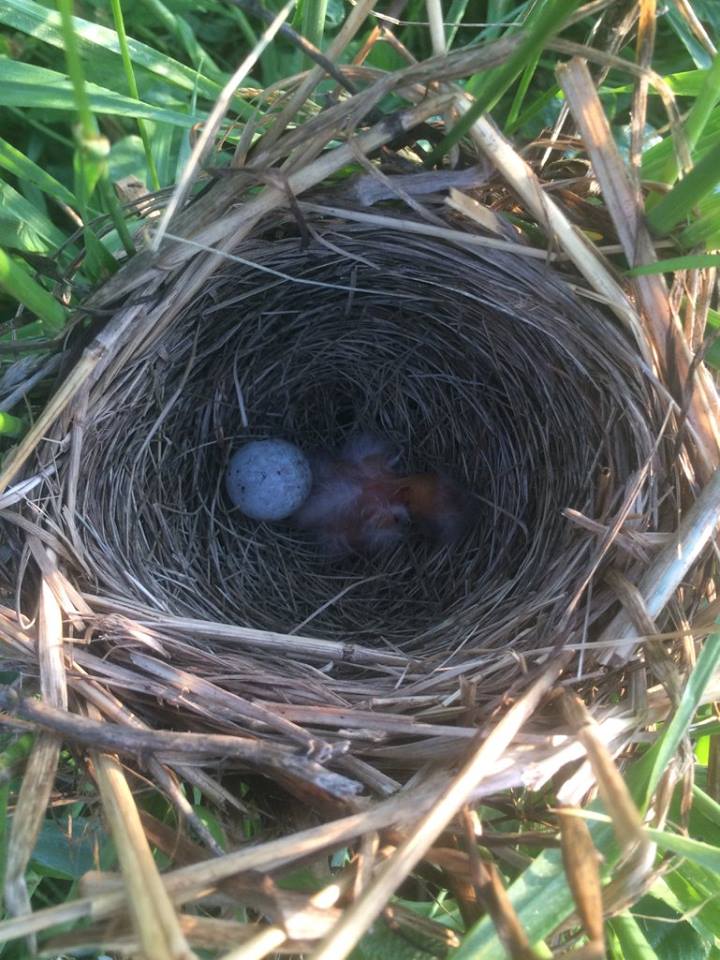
225 439 312 521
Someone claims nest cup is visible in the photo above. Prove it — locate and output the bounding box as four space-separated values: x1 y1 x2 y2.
41 213 665 697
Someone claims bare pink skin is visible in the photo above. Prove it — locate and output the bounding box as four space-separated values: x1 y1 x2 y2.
292 435 471 555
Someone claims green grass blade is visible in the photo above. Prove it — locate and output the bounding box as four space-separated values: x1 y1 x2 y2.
659 52 720 184
633 55 720 210
0 139 76 208
0 412 25 437
72 150 122 278
97 177 135 258
445 0 470 48
647 141 720 235
150 0 295 251
141 0 226 82
690 784 720 827
234 8 260 49
650 875 720 945
666 2 713 69
426 0 582 164
0 0 228 105
454 715 715 960
643 106 720 181
57 0 96 139
0 320 48 343
504 51 540 129
506 82 560 134
0 248 68 333
1 61 199 128
646 827 720 873
0 181 69 253
109 0 160 190
6 107 74 150
641 635 720 811
300 0 328 51
679 194 720 249
604 70 707 98
58 0 135 259
607 914 660 960
627 253 720 276
665 860 720 942
477 0 522 43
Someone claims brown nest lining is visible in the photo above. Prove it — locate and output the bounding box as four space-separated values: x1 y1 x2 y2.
32 214 665 691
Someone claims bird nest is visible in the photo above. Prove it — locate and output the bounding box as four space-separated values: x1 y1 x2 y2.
45 215 665 681
2 194 683 763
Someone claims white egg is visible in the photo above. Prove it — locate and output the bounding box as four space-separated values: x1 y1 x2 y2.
226 439 312 521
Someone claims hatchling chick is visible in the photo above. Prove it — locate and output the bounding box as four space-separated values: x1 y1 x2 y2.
293 434 472 554
292 434 409 555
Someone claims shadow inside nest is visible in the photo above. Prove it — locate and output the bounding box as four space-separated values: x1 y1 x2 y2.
53 220 667 671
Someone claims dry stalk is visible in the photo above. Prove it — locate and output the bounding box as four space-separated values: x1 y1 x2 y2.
557 56 720 479
600 459 720 663
91 743 196 960
309 659 565 960
2 555 67 952
455 99 651 357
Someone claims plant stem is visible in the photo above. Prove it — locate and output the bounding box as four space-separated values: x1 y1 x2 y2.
56 0 97 141
426 0 581 165
301 0 328 51
109 0 161 190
